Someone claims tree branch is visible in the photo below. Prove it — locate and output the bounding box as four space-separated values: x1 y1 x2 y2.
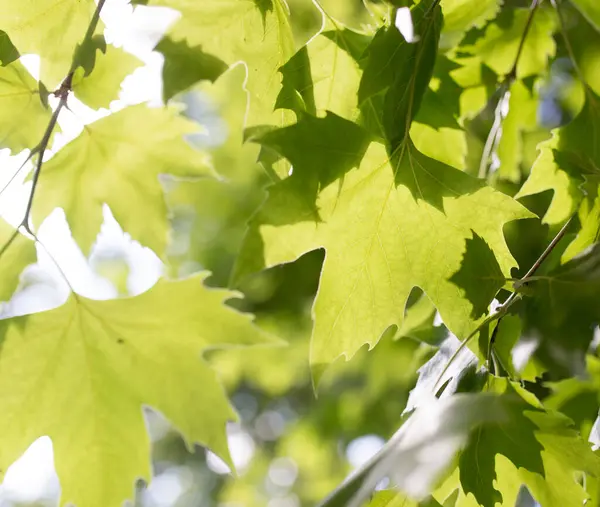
0 0 107 258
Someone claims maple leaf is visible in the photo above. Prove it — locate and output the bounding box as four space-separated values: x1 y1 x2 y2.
0 60 52 153
31 104 213 257
235 115 532 381
234 0 533 381
156 37 228 101
0 0 96 87
71 43 143 110
439 0 502 49
0 276 274 507
456 380 600 507
139 0 296 126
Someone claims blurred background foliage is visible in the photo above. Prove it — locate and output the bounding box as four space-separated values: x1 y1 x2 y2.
5 0 599 505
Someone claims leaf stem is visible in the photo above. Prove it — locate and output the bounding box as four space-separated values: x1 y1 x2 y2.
433 214 573 392
478 0 542 179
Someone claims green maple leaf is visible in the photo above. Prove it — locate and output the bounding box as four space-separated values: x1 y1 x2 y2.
439 0 502 49
141 0 295 126
0 220 36 302
562 184 600 262
235 112 532 380
443 380 600 507
517 90 600 224
0 60 52 153
276 10 371 120
234 0 531 379
0 276 274 507
32 104 212 257
466 6 557 79
459 384 544 506
319 393 527 507
71 43 143 110
156 37 228 101
0 0 96 87
571 0 600 32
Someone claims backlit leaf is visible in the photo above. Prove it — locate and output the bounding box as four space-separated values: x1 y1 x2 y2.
142 0 296 126
0 276 273 507
235 115 532 380
72 44 143 110
517 90 600 225
0 60 51 153
32 105 212 256
0 0 96 87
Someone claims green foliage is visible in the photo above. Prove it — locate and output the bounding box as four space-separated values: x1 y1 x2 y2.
0 0 599 506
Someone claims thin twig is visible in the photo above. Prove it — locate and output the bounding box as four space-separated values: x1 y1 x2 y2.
433 215 574 392
478 0 542 179
0 0 107 260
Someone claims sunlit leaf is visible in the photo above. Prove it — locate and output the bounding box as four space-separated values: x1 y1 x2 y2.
0 0 96 87
517 90 600 224
467 7 557 79
141 0 296 126
0 276 273 507
0 60 51 153
72 44 143 110
32 105 212 256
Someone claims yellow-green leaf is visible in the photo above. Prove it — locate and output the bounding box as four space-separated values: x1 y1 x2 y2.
32 105 212 256
72 44 143 110
0 60 51 153
235 114 532 381
0 276 274 507
143 0 296 126
0 0 96 87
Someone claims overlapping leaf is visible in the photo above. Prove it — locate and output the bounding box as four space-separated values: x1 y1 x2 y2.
0 276 273 507
0 60 51 153
276 11 371 120
0 0 96 87
235 1 532 380
439 0 502 49
466 6 557 79
139 0 295 126
72 44 143 110
517 89 600 224
32 104 212 256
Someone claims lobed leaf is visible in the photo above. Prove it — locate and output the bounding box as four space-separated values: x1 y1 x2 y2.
32 105 213 256
0 276 274 507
